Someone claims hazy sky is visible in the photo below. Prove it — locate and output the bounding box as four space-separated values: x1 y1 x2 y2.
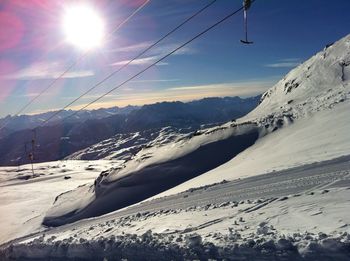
0 0 349 117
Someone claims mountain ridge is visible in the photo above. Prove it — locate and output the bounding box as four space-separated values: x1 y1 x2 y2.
0 96 260 166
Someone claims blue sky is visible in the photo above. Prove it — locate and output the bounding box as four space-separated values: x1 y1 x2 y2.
0 0 349 117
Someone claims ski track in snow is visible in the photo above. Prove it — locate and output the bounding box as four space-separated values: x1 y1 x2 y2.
1 155 350 260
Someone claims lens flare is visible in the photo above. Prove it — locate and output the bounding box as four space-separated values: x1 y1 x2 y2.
62 4 105 50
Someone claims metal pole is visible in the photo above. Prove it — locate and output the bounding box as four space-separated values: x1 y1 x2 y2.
25 141 35 176
31 159 34 176
244 9 248 42
31 130 36 176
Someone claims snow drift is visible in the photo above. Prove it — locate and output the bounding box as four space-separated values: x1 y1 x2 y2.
43 123 259 226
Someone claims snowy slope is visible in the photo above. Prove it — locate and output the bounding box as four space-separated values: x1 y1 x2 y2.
2 158 350 260
66 126 195 161
160 34 350 196
39 34 350 226
0 160 122 244
65 96 261 162
43 123 259 226
161 101 350 196
1 34 350 260
245 35 350 120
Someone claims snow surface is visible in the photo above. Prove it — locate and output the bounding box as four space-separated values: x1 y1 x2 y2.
41 34 350 224
43 123 259 226
0 160 121 244
158 34 350 196
0 34 350 260
66 126 194 161
245 34 350 119
160 100 350 196
0 160 350 260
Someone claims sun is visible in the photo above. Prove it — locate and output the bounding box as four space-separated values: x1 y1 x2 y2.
62 4 105 51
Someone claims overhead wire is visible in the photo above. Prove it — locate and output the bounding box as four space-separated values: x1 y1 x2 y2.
63 1 254 121
19 0 256 166
39 0 219 126
0 0 151 131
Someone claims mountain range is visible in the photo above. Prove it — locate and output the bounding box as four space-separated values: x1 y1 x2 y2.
0 96 260 166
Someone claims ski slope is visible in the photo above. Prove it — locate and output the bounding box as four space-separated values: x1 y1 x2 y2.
40 34 350 225
159 34 350 196
0 34 350 260
0 160 120 244
1 156 350 260
161 100 350 196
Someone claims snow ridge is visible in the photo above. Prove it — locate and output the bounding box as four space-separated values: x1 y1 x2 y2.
247 34 350 121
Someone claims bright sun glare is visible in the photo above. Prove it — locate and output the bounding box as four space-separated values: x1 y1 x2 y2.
62 4 105 50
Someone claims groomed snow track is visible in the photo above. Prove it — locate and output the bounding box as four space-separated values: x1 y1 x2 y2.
1 155 350 261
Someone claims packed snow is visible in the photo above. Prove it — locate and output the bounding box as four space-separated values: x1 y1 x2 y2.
0 160 121 244
1 161 350 259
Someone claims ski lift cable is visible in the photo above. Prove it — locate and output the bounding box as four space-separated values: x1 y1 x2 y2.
20 0 218 165
63 1 255 121
39 0 219 127
0 0 151 131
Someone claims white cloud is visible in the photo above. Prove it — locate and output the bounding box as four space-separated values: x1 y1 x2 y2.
130 79 180 83
265 62 301 68
150 44 195 56
168 78 277 92
280 58 302 62
108 41 195 56
110 56 168 66
1 61 94 80
106 42 151 53
109 42 195 67
265 58 302 68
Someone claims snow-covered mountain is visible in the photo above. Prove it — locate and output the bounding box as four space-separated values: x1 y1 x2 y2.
246 37 349 120
41 34 350 227
1 35 350 261
0 106 138 137
0 96 259 166
65 96 260 161
163 34 350 195
66 126 195 161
